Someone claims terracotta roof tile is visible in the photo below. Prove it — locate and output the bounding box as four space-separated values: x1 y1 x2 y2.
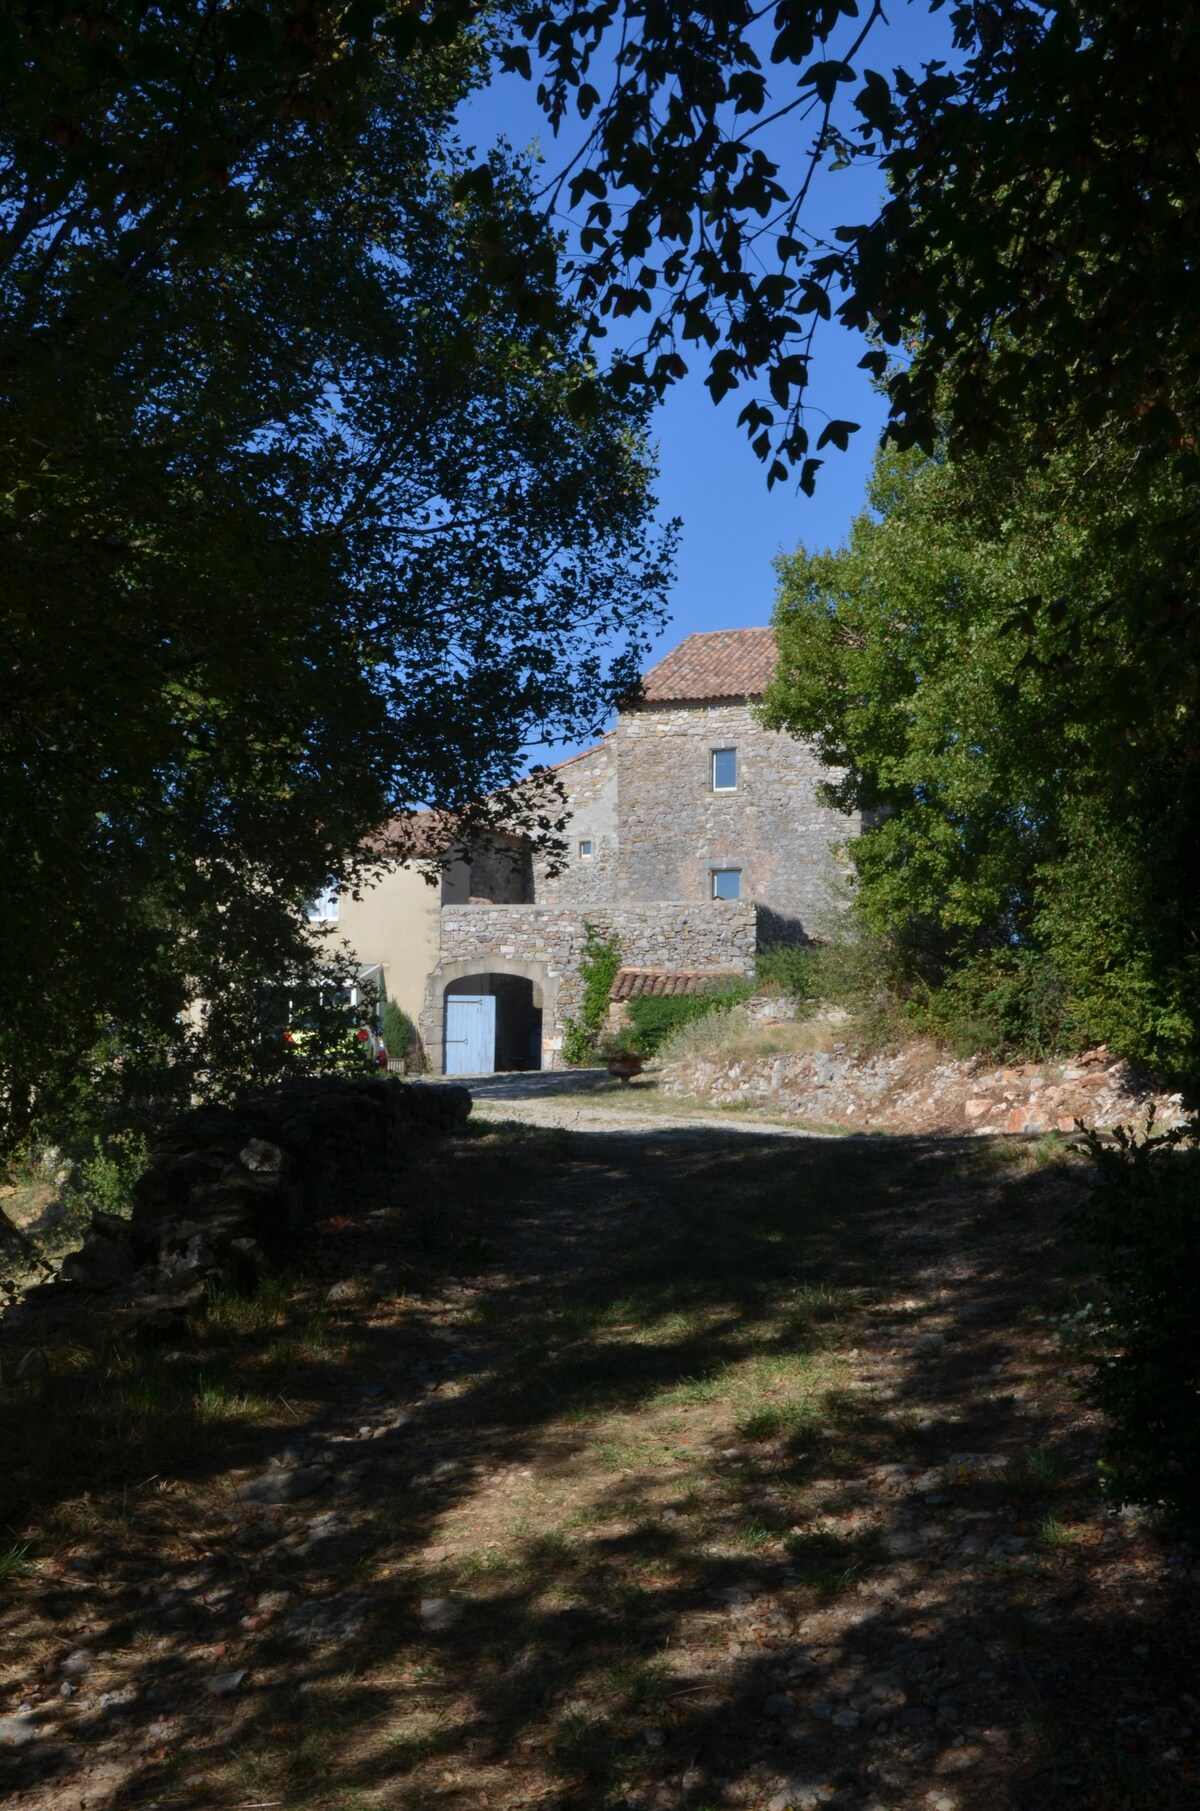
637 627 777 703
609 967 743 1001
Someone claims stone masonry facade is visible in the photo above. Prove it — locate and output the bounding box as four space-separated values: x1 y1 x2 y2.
425 901 759 1067
418 629 861 1070
613 700 853 921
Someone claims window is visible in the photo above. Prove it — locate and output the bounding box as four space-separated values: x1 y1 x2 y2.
579 838 594 860
305 880 339 923
712 747 737 791
711 868 741 901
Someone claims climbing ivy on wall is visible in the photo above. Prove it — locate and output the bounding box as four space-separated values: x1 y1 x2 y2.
562 923 622 1065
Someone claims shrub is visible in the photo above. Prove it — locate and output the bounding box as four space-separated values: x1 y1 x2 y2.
625 982 752 1056
754 942 823 1000
1070 1115 1200 1530
75 1130 148 1219
381 998 416 1061
561 1016 602 1066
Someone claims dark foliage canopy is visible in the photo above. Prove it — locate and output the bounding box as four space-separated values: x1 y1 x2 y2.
0 2 672 1137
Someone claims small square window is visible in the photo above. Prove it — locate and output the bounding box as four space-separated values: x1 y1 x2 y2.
305 880 340 923
712 747 737 791
711 868 741 901
579 838 594 860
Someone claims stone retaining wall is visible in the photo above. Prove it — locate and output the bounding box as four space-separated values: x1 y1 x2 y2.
660 1040 1187 1136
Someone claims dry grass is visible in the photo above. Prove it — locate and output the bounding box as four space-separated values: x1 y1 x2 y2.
656 1005 840 1064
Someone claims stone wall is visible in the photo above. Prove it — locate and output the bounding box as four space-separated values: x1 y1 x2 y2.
425 900 758 1066
660 1041 1188 1136
534 741 619 908
3 1076 471 1340
614 700 855 931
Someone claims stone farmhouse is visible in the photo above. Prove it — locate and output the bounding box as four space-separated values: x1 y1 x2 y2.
327 628 858 1073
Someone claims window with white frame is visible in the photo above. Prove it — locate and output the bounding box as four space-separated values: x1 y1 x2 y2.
712 747 737 791
579 838 594 859
305 880 340 923
711 868 741 901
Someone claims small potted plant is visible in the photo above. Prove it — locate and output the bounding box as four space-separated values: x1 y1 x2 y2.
601 1025 645 1082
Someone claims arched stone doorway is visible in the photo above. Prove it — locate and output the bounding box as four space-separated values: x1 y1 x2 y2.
442 971 543 1075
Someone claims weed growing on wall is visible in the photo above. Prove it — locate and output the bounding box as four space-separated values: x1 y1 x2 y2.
562 924 623 1065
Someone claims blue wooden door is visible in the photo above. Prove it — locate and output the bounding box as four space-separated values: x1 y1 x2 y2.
444 994 495 1075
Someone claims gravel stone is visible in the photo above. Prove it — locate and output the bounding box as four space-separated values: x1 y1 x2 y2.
0 1713 39 1748
419 1595 462 1632
207 1669 247 1696
238 1463 330 1506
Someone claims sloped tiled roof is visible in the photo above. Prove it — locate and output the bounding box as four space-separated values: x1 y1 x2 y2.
609 967 743 1001
637 627 777 703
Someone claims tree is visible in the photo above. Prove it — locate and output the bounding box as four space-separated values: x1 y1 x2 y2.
762 437 1200 1072
501 3 1200 484
0 3 673 1145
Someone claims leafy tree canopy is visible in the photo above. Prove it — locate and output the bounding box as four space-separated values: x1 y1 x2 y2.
0 2 673 1142
499 2 1200 491
762 438 1200 1072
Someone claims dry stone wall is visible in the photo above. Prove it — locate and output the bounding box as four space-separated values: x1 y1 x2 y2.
3 1076 471 1340
660 1040 1187 1136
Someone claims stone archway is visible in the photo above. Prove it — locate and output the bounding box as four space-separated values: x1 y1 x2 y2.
424 956 555 1074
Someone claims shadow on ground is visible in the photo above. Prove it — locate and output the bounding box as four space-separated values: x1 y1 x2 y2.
1 1112 1196 1811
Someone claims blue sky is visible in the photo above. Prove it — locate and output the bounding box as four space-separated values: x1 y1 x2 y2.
459 2 955 731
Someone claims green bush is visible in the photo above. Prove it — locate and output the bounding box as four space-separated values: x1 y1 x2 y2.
381 998 416 1061
754 942 822 1000
561 1017 603 1066
625 983 751 1055
1070 1115 1200 1530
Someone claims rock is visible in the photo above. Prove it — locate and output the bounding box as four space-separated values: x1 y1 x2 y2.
986 1535 1029 1560
334 1461 372 1490
60 1649 95 1677
913 1333 946 1355
14 1347 48 1382
945 1452 1009 1480
238 1464 329 1506
239 1138 284 1174
769 1782 835 1810
206 1669 247 1696
708 1585 753 1606
419 1596 462 1632
642 1726 665 1746
764 1693 795 1717
0 1713 39 1747
871 1463 923 1492
284 1595 370 1643
255 1589 292 1615
808 1701 833 1721
831 1708 861 1729
883 1528 926 1559
59 1227 137 1291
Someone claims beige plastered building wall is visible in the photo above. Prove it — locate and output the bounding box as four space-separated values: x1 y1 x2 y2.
331 864 445 1026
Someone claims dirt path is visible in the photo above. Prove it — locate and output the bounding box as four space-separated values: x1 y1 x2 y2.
1 1106 1196 1811
441 1068 828 1138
